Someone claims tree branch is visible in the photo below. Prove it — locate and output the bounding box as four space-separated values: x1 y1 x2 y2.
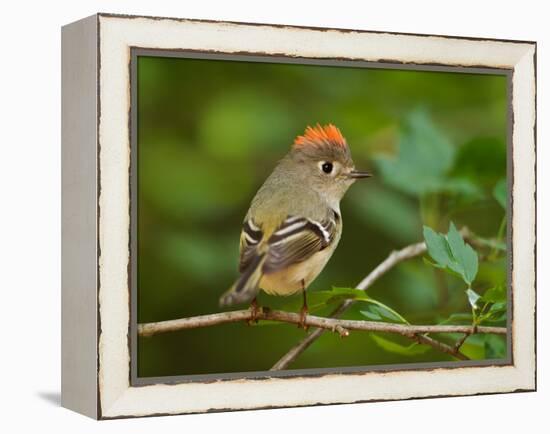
138 307 505 338
137 230 505 369
271 241 428 370
412 334 469 361
356 240 428 289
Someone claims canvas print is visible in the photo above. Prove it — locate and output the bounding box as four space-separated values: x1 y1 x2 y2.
135 54 509 379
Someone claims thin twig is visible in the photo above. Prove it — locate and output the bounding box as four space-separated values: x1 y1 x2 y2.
270 302 350 370
271 241 428 370
356 241 427 289
453 324 478 353
413 334 469 361
460 226 506 253
137 229 501 369
138 308 505 338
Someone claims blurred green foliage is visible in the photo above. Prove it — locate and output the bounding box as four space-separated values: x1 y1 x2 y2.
137 55 508 378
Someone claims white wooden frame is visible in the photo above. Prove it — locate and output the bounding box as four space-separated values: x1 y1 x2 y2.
61 13 536 419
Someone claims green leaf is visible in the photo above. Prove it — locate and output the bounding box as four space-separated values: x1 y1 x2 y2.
489 301 507 313
482 302 507 323
360 305 404 324
371 335 431 356
447 222 478 285
493 178 507 209
460 334 486 359
476 287 507 324
423 222 478 286
422 256 444 268
473 300 507 326
325 287 409 324
280 287 410 325
262 287 373 323
466 288 481 310
285 287 374 313
438 312 474 325
326 287 372 304
374 108 455 196
360 309 383 321
482 285 506 303
423 226 454 269
359 301 409 325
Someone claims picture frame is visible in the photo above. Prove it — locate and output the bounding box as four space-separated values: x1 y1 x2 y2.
61 13 536 419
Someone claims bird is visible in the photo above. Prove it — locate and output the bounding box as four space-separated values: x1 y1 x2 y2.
219 124 371 328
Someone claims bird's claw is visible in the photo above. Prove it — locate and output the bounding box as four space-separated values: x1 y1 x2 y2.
246 298 260 326
298 305 309 331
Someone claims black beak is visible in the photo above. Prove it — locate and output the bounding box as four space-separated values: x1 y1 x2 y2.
347 170 372 179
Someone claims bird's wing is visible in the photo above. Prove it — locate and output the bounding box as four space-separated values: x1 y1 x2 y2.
224 213 337 306
238 218 263 272
239 213 338 273
262 214 338 273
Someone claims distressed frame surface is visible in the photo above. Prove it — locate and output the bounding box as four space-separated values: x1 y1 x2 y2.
61 13 536 419
129 50 514 386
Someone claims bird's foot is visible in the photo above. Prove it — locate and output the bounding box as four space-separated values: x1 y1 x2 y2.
298 305 309 331
246 298 260 326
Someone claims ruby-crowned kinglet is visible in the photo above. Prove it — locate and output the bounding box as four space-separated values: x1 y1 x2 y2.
219 124 371 326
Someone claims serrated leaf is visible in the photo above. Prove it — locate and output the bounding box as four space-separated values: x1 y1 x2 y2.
423 226 454 268
371 335 431 356
466 288 481 310
423 222 478 286
447 222 478 285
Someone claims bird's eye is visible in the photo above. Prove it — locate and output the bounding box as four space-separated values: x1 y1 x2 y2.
321 162 333 174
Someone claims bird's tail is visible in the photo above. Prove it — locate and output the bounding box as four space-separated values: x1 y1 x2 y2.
219 253 266 307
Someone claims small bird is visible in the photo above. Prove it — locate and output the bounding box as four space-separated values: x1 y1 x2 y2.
219 124 371 327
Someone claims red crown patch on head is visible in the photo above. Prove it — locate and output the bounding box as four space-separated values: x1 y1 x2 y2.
293 124 347 149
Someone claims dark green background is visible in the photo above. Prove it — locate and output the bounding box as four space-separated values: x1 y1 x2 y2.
137 55 508 377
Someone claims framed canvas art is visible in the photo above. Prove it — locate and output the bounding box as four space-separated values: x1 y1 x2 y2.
61 13 536 419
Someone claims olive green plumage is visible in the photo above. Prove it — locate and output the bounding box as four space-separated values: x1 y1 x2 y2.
220 124 371 308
